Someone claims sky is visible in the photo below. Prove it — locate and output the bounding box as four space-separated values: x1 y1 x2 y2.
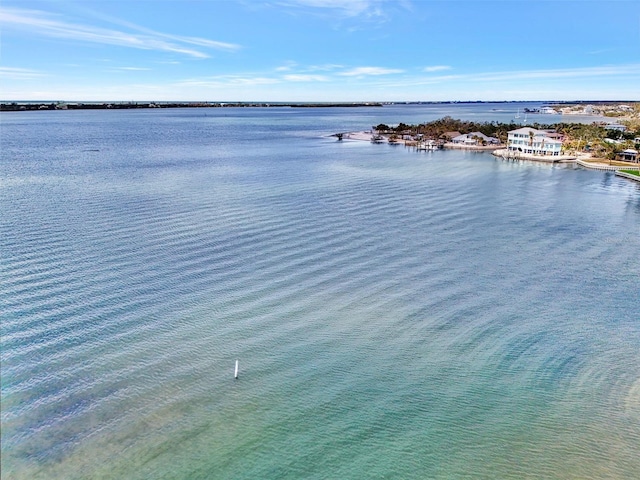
1 0 639 102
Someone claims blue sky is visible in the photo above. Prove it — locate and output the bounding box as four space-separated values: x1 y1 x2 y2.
1 0 639 102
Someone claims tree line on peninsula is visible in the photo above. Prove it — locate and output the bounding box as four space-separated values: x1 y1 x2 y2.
373 116 640 158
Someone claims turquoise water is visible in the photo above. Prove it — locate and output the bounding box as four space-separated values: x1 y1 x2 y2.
1 105 639 479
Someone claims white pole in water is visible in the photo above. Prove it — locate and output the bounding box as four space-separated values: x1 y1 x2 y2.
234 360 239 379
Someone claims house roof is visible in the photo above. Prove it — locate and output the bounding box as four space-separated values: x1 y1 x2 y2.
509 127 563 142
451 134 471 142
508 128 563 146
545 132 564 139
509 127 543 135
468 131 489 139
443 131 462 138
452 132 499 142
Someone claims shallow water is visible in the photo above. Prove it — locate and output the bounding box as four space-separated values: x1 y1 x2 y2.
1 106 639 479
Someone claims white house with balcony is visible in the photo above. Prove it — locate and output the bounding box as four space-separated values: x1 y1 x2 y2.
507 127 563 156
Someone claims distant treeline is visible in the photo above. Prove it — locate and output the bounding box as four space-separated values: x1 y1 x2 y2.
0 102 382 112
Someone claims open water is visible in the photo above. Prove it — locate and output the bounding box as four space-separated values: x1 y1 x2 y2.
1 104 639 479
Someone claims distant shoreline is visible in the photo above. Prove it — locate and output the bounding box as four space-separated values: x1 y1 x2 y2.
0 102 384 112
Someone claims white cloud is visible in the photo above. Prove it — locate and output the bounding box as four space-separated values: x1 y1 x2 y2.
478 64 640 82
588 48 614 55
283 74 329 82
307 64 344 71
110 67 152 71
0 7 241 59
339 66 404 76
175 76 280 88
0 67 46 79
423 65 451 72
276 63 343 73
275 61 298 72
278 0 377 17
275 0 410 20
379 64 640 88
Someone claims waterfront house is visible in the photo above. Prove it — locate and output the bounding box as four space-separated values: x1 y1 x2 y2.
616 149 638 163
507 127 563 156
542 130 565 142
451 132 499 146
442 131 462 141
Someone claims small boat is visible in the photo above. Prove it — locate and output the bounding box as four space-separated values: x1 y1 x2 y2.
371 134 385 144
416 139 440 151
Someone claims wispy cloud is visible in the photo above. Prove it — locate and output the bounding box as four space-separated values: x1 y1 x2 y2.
277 62 343 73
175 64 404 88
339 66 404 76
308 63 344 71
471 64 640 82
423 65 451 72
587 48 614 55
275 61 298 72
274 0 410 21
175 76 280 88
0 7 241 59
283 74 329 82
110 67 152 71
377 63 640 88
0 67 46 79
277 0 380 17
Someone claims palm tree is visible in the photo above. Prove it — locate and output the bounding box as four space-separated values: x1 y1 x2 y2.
529 130 535 153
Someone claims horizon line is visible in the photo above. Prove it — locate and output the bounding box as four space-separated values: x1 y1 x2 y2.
3 99 639 104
